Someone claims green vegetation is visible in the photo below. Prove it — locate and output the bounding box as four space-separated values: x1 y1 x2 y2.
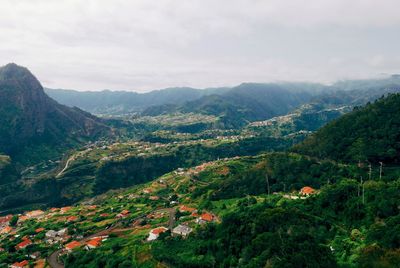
294 94 400 164
3 66 400 267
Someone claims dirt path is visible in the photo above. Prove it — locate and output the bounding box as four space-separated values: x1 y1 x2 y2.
56 149 90 178
56 156 74 178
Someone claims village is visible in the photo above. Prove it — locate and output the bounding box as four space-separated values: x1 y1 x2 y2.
0 155 318 268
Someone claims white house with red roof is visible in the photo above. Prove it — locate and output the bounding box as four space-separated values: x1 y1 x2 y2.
147 227 168 241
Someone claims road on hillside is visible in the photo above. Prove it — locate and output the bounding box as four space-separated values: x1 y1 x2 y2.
168 208 176 230
47 249 64 268
47 223 122 268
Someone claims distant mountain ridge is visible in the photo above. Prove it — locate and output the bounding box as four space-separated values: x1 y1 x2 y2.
46 76 400 118
45 86 231 115
142 82 330 127
143 78 400 127
0 63 112 165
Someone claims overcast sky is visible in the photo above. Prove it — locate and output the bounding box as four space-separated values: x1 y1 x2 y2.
0 0 399 92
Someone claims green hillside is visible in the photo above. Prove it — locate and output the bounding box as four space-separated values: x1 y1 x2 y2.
2 153 398 267
294 94 400 164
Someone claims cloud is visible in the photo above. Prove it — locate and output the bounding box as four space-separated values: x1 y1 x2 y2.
0 0 399 91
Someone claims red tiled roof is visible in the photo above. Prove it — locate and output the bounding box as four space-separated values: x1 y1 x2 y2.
16 239 32 250
86 237 102 248
100 213 109 217
179 205 196 213
18 215 28 222
11 260 29 267
60 206 73 213
300 186 316 195
0 226 12 234
200 213 214 222
65 241 81 250
151 227 168 235
67 216 78 222
121 210 130 215
0 214 12 224
25 210 44 218
35 227 45 233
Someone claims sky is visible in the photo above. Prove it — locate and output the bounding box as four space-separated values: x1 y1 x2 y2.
0 0 399 92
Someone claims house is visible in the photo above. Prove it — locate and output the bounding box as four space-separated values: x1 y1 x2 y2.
196 213 214 224
65 241 81 252
100 213 110 217
300 186 316 196
143 188 153 194
25 210 44 219
172 225 193 238
191 212 200 218
0 226 13 234
128 194 140 200
45 230 57 238
85 237 103 250
45 228 68 244
29 251 41 259
179 205 196 213
116 210 130 218
10 260 29 268
149 196 159 201
15 239 32 250
35 228 45 233
147 227 168 241
60 206 73 214
18 215 28 223
67 216 78 222
0 214 12 227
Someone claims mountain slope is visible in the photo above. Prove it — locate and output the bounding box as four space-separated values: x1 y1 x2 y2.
0 63 112 165
45 86 231 115
143 83 320 127
294 93 400 164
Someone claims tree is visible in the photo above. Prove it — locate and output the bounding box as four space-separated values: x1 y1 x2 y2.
9 215 18 226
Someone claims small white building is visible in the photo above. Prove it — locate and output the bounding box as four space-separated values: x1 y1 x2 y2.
172 225 193 238
147 227 168 241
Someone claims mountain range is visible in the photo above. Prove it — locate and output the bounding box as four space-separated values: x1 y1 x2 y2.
45 86 231 115
47 76 400 127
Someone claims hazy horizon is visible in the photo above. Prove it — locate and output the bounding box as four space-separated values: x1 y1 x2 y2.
1 0 399 92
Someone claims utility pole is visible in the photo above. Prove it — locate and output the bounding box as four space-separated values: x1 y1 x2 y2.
368 163 372 181
379 162 383 180
360 177 365 205
266 174 270 196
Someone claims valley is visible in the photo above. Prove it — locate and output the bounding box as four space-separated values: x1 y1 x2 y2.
0 64 400 267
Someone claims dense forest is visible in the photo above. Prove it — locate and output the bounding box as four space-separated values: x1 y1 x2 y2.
294 94 400 164
152 178 400 268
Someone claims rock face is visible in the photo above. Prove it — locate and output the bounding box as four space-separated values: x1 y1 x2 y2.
0 63 111 163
